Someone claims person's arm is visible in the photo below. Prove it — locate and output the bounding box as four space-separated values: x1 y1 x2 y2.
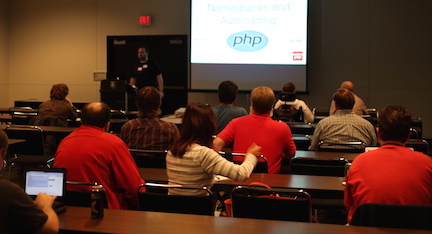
274 100 282 110
309 122 322 151
329 100 336 115
300 101 314 123
156 74 164 98
201 144 260 181
34 193 59 234
213 137 226 152
130 77 136 86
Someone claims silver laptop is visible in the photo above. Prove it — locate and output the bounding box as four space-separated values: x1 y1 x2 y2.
24 168 67 213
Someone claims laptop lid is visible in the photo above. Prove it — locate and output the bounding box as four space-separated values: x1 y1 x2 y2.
24 168 67 199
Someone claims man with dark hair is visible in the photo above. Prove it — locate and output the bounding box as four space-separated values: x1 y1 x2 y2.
330 81 368 115
54 102 144 210
130 46 164 97
0 130 59 234
344 105 432 223
120 86 179 150
213 86 296 174
309 88 377 150
212 81 248 133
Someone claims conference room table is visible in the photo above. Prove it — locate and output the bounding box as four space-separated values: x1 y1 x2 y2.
294 150 360 162
58 206 428 234
138 168 345 200
7 138 25 145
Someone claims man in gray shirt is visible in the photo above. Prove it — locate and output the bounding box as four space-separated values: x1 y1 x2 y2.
212 81 248 134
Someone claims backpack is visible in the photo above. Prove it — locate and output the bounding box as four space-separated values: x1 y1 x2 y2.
273 92 304 122
274 105 304 122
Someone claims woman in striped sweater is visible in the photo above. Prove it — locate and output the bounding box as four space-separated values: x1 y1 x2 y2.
166 103 261 196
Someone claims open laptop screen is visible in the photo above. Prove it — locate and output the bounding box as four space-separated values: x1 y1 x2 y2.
24 168 66 197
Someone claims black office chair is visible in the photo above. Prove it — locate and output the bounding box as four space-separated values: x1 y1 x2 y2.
312 107 330 123
317 140 366 153
9 107 38 125
292 134 312 150
129 149 168 168
4 125 52 178
218 151 268 173
285 122 315 135
273 92 304 122
405 139 429 154
289 157 349 177
231 186 312 222
30 116 69 156
350 203 432 230
65 181 108 208
137 183 216 216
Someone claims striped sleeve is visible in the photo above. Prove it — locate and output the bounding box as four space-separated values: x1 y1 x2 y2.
197 146 258 182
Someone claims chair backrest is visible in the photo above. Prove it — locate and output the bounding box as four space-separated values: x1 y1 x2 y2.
129 149 168 168
65 181 108 208
231 186 312 222
285 122 315 135
318 140 366 153
218 151 268 173
9 107 37 125
30 116 69 156
4 125 45 156
350 203 432 230
292 134 311 150
274 105 304 123
137 183 215 216
312 107 330 116
289 157 349 177
405 139 429 154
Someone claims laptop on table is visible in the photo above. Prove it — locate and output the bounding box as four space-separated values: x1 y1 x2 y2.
24 168 67 214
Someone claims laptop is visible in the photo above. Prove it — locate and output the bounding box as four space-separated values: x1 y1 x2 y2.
24 168 67 214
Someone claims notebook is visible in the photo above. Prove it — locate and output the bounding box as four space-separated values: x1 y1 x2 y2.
24 168 67 214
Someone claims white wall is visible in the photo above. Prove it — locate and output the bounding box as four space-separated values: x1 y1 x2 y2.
5 0 432 138
0 0 8 107
6 0 190 105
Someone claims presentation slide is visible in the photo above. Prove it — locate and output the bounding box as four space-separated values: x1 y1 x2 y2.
190 0 308 91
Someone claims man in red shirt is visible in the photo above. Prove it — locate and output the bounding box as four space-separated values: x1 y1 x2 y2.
54 102 144 210
213 86 296 174
344 105 432 223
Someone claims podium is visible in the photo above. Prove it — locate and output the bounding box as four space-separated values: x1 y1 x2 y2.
100 80 130 111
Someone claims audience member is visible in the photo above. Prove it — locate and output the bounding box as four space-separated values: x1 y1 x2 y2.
166 103 260 196
344 105 432 223
32 83 78 156
213 86 296 174
310 88 377 150
0 129 59 234
37 83 78 121
212 81 248 133
120 86 179 150
54 102 144 210
330 81 368 115
273 82 314 123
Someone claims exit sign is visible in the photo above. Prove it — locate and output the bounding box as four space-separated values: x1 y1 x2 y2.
139 16 151 26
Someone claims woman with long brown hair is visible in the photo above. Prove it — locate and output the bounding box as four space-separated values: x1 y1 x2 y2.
166 103 261 196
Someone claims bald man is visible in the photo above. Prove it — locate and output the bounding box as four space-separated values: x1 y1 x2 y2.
330 81 368 116
54 102 144 210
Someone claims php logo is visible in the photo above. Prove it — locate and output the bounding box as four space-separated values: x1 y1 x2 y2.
227 31 268 52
